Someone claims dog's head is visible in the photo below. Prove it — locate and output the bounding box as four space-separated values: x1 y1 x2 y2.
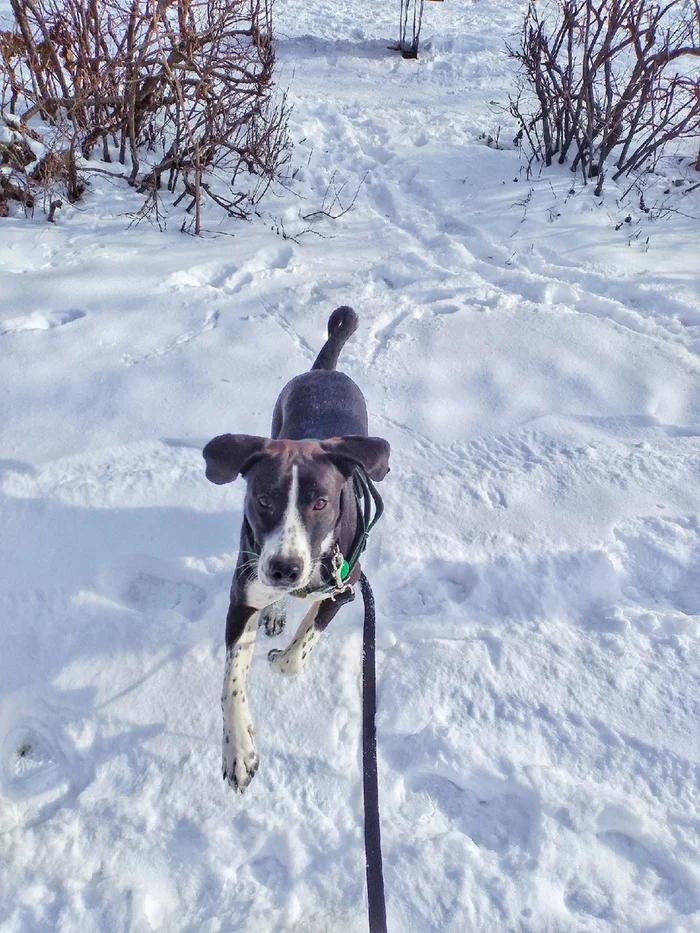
203 435 390 593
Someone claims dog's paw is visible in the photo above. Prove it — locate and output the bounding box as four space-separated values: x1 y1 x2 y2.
267 647 302 676
261 601 286 638
222 724 259 793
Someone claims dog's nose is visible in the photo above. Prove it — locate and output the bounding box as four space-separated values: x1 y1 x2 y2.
268 557 303 586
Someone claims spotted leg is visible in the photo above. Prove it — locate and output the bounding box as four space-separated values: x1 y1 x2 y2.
268 588 355 676
221 602 260 792
268 601 321 675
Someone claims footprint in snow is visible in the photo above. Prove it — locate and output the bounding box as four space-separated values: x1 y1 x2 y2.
100 556 209 622
613 515 700 615
124 572 207 621
486 486 508 509
564 881 612 920
0 697 92 820
162 262 225 289
594 804 698 916
162 246 291 296
165 263 253 295
394 559 479 615
122 309 219 366
406 771 538 859
239 244 293 275
250 854 289 889
0 309 85 336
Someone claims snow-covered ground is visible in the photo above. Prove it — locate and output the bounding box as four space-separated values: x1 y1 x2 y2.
2 0 700 930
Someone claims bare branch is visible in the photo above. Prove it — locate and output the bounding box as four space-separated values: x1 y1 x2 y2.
509 0 700 195
0 0 290 226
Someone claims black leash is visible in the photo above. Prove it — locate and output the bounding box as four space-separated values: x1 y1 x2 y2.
360 572 388 933
242 466 388 928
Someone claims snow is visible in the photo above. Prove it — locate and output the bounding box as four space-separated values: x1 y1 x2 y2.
1 0 700 930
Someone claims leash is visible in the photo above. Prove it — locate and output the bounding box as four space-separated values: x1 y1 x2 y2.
240 465 388 929
360 571 388 933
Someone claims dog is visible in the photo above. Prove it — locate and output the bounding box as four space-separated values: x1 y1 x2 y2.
203 307 391 792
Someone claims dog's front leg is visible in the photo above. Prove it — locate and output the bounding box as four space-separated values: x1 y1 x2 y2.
221 601 260 792
268 589 354 675
267 600 322 675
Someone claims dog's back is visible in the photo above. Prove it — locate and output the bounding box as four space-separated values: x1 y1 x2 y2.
271 307 369 441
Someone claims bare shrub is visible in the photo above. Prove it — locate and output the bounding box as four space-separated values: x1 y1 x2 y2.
0 0 290 229
509 0 700 195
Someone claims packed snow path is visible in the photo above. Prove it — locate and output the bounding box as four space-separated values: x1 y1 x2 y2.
1 0 700 930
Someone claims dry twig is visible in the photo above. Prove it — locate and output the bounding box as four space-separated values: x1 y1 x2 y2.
0 0 290 225
509 0 700 195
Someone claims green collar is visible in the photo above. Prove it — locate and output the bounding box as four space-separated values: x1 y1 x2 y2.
242 467 384 600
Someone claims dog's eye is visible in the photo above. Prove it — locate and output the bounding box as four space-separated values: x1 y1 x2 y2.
312 498 328 511
257 494 273 509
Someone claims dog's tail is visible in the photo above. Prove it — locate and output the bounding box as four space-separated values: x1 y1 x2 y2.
311 306 359 371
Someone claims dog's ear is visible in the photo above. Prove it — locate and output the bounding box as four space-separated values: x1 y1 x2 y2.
320 436 391 482
203 434 269 484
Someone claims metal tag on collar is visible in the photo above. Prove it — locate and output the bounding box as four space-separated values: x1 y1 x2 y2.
331 545 350 588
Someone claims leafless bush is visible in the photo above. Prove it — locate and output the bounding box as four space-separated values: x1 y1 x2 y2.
509 0 700 195
0 0 290 229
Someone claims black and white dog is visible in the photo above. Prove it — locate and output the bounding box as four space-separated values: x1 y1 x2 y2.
203 307 390 792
